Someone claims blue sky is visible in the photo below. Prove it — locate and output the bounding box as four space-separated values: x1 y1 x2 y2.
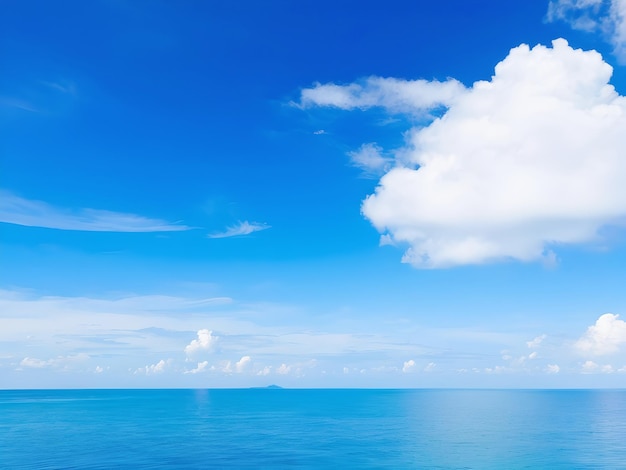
2 0 626 388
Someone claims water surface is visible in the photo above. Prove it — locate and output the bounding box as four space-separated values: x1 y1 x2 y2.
1 389 625 469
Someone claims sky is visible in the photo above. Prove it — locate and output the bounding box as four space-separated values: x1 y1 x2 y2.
2 0 626 389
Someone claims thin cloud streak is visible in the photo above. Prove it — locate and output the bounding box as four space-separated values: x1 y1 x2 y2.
547 0 626 62
208 221 270 239
0 190 191 232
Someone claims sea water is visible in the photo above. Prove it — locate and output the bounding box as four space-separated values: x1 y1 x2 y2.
1 389 625 469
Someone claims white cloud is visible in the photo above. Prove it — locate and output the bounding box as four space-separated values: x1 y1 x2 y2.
0 190 190 232
545 364 561 374
208 221 270 239
484 365 508 374
219 356 252 374
20 357 51 368
581 359 615 373
575 313 626 355
184 329 218 357
547 0 626 62
0 289 440 368
358 39 626 268
185 361 209 374
11 288 620 386
19 354 89 369
299 76 466 114
613 0 626 59
149 360 167 374
261 359 316 378
527 334 547 349
235 355 252 373
402 359 416 373
348 143 393 177
547 0 605 31
136 359 167 375
582 360 598 372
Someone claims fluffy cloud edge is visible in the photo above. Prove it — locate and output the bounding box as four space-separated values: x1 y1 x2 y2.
303 39 626 268
298 76 466 114
575 313 626 355
184 329 219 357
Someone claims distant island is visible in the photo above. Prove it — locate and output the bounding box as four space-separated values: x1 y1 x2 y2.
250 385 283 389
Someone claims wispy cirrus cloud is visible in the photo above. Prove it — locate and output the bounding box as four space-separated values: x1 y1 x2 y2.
1 77 78 114
0 97 40 112
547 0 626 62
547 0 608 32
41 79 77 95
208 220 270 239
0 190 191 232
19 353 90 370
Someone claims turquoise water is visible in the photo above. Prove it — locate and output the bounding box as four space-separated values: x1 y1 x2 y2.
1 389 625 469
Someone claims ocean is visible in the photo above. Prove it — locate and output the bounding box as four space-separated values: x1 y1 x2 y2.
1 389 625 469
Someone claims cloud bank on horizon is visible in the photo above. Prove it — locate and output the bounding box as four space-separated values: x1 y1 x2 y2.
4 288 626 382
300 39 626 268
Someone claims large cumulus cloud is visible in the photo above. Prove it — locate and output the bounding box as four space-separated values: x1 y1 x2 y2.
302 39 626 268
575 313 626 355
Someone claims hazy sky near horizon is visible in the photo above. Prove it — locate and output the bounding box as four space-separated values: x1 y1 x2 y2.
2 0 626 388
